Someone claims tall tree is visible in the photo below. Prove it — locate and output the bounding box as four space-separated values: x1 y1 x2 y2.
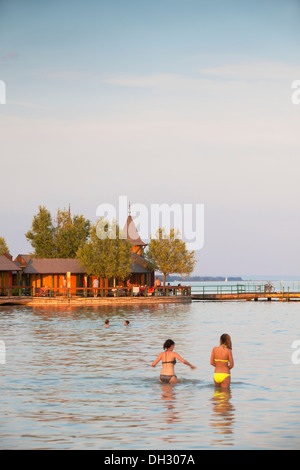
146 227 196 287
54 208 90 258
0 237 9 255
77 219 132 281
25 206 56 258
26 205 91 258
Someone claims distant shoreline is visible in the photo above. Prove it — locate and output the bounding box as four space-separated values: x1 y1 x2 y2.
158 275 300 282
157 275 243 282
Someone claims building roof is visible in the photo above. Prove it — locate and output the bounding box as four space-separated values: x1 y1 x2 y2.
130 262 151 274
0 255 21 271
14 254 32 268
123 215 147 246
22 256 153 275
23 258 86 274
130 252 152 273
14 244 154 277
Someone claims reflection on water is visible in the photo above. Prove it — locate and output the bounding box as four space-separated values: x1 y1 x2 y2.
1 301 300 449
209 388 235 446
159 383 179 445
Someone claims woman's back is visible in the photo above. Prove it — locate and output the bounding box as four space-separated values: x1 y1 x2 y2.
160 350 177 374
212 346 230 372
210 334 233 388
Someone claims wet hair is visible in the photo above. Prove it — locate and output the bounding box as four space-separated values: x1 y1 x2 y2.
163 339 175 350
105 319 109 324
220 333 232 350
124 320 130 325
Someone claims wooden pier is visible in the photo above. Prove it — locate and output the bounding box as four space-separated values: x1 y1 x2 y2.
1 284 300 304
0 296 33 306
0 295 191 306
192 292 300 301
191 283 300 301
0 285 192 306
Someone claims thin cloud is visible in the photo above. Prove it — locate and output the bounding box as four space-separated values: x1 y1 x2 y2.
7 100 50 110
36 68 94 80
199 61 300 81
2 51 19 62
103 62 300 90
102 73 212 91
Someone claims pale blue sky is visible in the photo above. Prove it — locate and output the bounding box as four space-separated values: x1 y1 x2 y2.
0 0 300 276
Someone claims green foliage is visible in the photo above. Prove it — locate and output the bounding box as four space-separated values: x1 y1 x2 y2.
55 208 90 258
0 237 9 255
146 227 196 286
25 206 56 258
77 218 132 280
25 205 91 258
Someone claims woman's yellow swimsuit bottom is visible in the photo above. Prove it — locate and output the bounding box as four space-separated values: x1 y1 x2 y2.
214 373 230 384
214 359 230 384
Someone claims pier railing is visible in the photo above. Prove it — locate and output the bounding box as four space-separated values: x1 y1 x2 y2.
0 285 192 298
192 283 268 296
191 283 300 300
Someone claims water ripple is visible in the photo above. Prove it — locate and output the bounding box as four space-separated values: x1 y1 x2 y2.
0 301 300 449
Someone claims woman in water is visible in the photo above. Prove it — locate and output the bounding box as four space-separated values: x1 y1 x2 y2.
152 339 196 383
210 333 234 388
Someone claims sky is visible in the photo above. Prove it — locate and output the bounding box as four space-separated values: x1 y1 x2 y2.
0 0 300 277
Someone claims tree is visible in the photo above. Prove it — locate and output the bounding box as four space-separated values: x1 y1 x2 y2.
77 219 132 281
54 208 90 258
0 237 9 255
146 227 196 287
25 206 56 258
25 205 91 258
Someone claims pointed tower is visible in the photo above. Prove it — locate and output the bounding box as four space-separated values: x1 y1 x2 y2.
123 203 147 256
123 203 154 287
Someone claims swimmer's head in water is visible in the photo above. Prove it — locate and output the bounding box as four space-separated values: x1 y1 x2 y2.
163 339 175 350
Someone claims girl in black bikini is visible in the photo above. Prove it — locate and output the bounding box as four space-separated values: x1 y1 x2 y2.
152 339 196 383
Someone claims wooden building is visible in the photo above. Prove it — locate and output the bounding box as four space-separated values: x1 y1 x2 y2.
13 214 154 295
0 254 21 294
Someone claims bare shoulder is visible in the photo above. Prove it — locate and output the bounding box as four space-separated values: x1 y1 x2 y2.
173 351 184 361
174 351 183 358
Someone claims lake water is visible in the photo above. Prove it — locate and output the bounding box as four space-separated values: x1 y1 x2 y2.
0 289 300 450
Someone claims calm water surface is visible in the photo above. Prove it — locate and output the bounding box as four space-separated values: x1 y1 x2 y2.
0 297 300 449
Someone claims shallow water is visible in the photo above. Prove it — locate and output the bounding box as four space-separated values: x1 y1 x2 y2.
0 299 300 449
